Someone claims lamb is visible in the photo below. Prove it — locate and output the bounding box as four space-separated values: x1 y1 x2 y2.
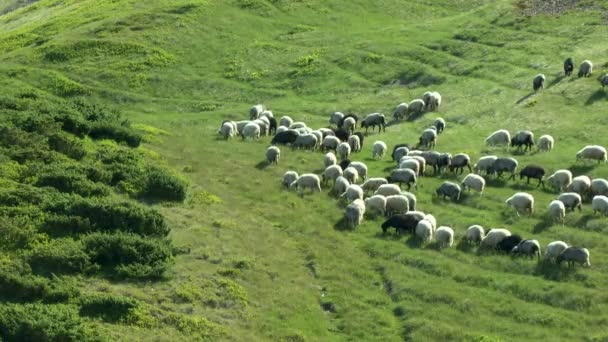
329 111 345 126
417 129 437 149
266 146 280 165
407 99 425 117
343 167 359 184
415 220 433 242
333 176 350 196
490 157 518 180
279 116 293 128
341 184 363 202
510 130 534 152
505 192 534 216
386 168 417 190
290 174 321 193
242 122 261 140
433 118 445 133
349 162 368 181
322 136 341 152
435 226 454 249
601 74 608 88
282 171 299 188
485 129 511 147
533 136 553 154
271 130 299 145
385 195 409 216
497 234 522 253
322 165 343 185
461 173 486 195
449 153 472 174
465 225 485 245
480 228 511 249
324 152 337 168
578 60 593 77
345 199 366 229
402 192 417 211
381 213 423 234
576 145 607 163
519 164 545 187
393 147 410 164
391 144 411 161
592 195 608 216
342 117 357 133
557 192 582 211
511 240 541 259
564 57 574 76
532 74 545 92
548 200 565 224
436 181 461 201
372 141 388 159
393 103 408 120
361 113 386 133
591 178 608 196
374 184 402 197
545 241 569 262
365 195 387 216
398 159 420 176
566 175 591 196
361 178 388 194
547 170 572 192
220 122 236 140
473 156 498 175
336 142 351 160
557 247 590 267
348 135 361 153
293 134 318 151
250 104 264 120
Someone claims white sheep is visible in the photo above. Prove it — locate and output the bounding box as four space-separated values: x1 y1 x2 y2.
393 103 408 120
289 122 307 130
345 199 365 229
505 192 534 216
578 60 593 77
341 184 364 203
282 171 298 188
435 226 454 248
485 129 511 147
548 200 565 224
433 117 445 133
393 147 410 163
427 92 442 111
276 126 288 134
343 167 359 185
279 116 293 128
333 176 350 196
322 164 343 185
415 220 433 242
399 159 420 176
557 192 582 211
236 120 252 135
250 104 264 120
220 122 236 140
385 195 409 216
324 152 337 168
322 136 341 152
242 122 261 140
253 118 269 136
592 195 608 216
417 129 437 149
261 110 274 119
290 174 321 193
405 155 426 175
537 135 554 152
342 117 356 133
576 145 607 163
407 210 426 221
473 156 498 175
361 178 388 194
566 175 591 196
480 228 511 249
329 111 345 126
408 99 425 117
374 184 401 197
293 134 318 150
465 225 485 245
372 141 388 159
547 170 573 192
348 135 361 153
348 162 368 181
337 142 351 160
387 168 417 190
545 241 569 262
461 173 486 195
365 195 387 216
310 130 323 145
591 178 608 196
402 192 417 210
266 146 280 164
424 214 437 232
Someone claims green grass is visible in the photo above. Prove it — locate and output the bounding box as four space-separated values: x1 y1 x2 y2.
1 0 608 340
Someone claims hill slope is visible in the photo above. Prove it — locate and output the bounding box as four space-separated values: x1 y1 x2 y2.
1 0 608 340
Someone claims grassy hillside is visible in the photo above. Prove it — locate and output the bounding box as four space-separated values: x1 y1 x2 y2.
1 0 608 340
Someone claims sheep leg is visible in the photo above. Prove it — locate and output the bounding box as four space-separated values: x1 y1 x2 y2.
538 179 544 188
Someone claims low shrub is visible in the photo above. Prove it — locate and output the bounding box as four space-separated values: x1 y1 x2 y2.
89 122 142 147
79 293 139 323
28 238 92 276
140 166 187 202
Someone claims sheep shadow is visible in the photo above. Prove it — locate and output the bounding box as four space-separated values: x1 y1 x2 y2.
406 112 426 122
532 215 554 233
568 163 597 175
585 89 606 106
515 92 535 104
374 230 406 241
333 217 353 231
533 259 574 281
575 214 593 228
546 74 566 88
255 161 270 170
456 239 477 253
386 119 403 127
405 235 423 248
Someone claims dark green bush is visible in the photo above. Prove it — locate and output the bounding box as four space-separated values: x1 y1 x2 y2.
28 239 92 276
41 214 92 237
141 166 187 201
79 293 139 323
0 264 76 303
35 168 110 197
89 122 142 147
47 133 86 160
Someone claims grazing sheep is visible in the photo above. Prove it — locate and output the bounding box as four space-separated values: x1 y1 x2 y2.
372 141 388 159
421 151 451 174
564 57 574 76
415 220 433 242
386 195 409 216
578 60 593 77
336 142 351 160
267 117 278 135
333 176 350 196
536 134 554 152
236 120 251 135
319 128 335 138
480 228 511 250
266 146 280 164
433 118 446 133
435 226 454 248
532 74 545 92
361 178 388 194
466 225 485 245
436 181 461 201
548 200 566 224
449 153 472 174
275 126 288 134
407 99 425 118
329 111 345 126
322 165 343 185
254 118 269 136
547 170 573 192
348 135 361 153
271 130 299 145
461 173 486 195
310 130 323 145
592 195 608 216
324 152 337 168
399 159 420 176
381 213 423 234
473 155 498 175
422 92 433 109
591 178 608 196
282 171 299 188
333 128 350 142
391 144 411 161
348 162 368 181
361 113 386 133
220 122 236 140
242 122 261 140
250 104 264 120
343 167 359 184
519 164 545 187
601 74 608 88
511 130 535 152
365 195 387 216
505 192 534 216
402 192 417 211
387 168 417 190
341 184 364 202
545 241 569 262
557 192 582 211
407 210 426 222
339 159 351 171
322 136 341 152
374 184 402 197
293 134 318 151
557 247 590 267
485 129 511 147
393 147 410 164
424 214 437 232
295 127 312 135
490 157 518 180
393 103 408 120
566 175 591 196
338 114 360 129
406 155 426 176
428 92 442 111
290 174 322 193
342 117 357 133
279 116 293 128
417 129 437 149
289 122 307 130
353 132 365 150
512 239 541 259
497 234 523 253
576 145 607 163
345 199 366 229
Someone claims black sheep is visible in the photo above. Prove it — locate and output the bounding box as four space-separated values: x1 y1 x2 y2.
268 117 277 135
333 128 350 142
510 131 534 152
497 234 522 253
339 159 351 171
381 214 421 235
271 130 299 145
564 57 574 76
519 164 545 188
391 143 411 161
